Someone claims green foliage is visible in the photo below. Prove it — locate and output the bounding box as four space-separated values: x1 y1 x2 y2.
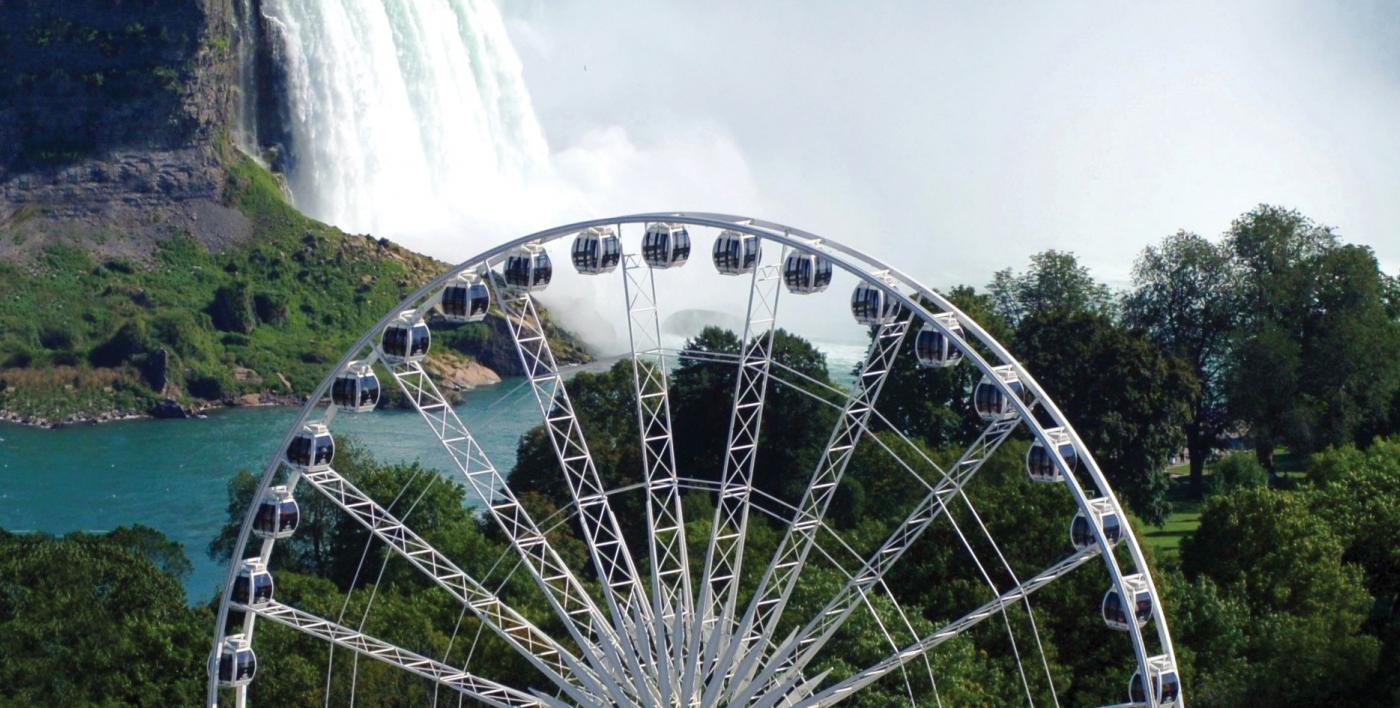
1015 309 1194 523
1223 206 1400 467
1207 453 1267 497
1180 488 1381 704
209 281 256 334
873 286 1012 450
0 528 210 704
1124 231 1238 496
0 157 444 419
988 249 1114 328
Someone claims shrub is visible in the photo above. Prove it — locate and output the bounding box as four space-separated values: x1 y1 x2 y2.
88 319 152 367
151 310 213 360
1209 453 1268 496
209 282 255 333
253 291 288 326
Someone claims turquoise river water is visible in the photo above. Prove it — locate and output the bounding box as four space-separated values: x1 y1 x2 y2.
0 345 865 604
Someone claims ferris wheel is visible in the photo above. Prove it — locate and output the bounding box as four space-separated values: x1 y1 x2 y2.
207 213 1182 707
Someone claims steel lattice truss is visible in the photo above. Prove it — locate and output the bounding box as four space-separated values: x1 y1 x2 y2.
208 214 1183 708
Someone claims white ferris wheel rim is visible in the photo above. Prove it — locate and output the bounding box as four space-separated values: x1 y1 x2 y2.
207 212 1181 707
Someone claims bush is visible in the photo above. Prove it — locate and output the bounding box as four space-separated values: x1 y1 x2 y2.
37 324 77 351
253 291 288 326
88 319 151 367
151 309 213 360
209 282 255 334
1209 453 1268 496
186 372 229 400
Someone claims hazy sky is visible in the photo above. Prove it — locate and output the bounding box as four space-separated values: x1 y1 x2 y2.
498 0 1399 289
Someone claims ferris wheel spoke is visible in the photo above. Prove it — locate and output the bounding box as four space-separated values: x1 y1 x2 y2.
622 253 691 684
492 282 665 702
793 546 1099 707
385 360 641 699
954 487 1063 705
687 251 785 703
295 467 609 703
729 415 1023 705
237 600 562 708
669 476 924 707
716 312 914 700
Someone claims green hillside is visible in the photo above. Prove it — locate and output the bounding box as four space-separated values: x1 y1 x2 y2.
0 156 586 425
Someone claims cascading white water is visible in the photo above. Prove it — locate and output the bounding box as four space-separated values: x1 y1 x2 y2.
258 0 551 243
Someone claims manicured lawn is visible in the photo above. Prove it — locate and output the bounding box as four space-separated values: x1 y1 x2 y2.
1142 496 1201 559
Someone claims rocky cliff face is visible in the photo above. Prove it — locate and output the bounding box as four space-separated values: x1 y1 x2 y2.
0 0 252 261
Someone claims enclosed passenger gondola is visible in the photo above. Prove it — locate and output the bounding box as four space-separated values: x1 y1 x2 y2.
783 250 833 294
285 423 334 471
1026 427 1077 483
572 227 621 275
713 230 761 275
642 223 691 269
439 272 490 322
233 560 274 608
1129 656 1181 706
914 314 965 368
1102 574 1153 631
331 362 379 413
252 486 299 539
851 281 902 325
973 366 1025 421
216 634 257 688
380 313 431 364
503 243 552 291
1070 498 1122 550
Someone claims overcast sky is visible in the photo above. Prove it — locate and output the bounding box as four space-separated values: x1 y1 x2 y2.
497 0 1399 291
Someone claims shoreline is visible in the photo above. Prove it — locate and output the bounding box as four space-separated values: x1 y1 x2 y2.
0 355 618 431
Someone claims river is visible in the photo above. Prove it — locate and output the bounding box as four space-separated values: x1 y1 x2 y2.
0 344 865 604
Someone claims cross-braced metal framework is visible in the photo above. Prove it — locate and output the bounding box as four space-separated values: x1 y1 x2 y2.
623 251 693 682
209 213 1182 708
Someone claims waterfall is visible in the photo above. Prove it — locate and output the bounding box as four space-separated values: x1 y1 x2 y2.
247 0 551 244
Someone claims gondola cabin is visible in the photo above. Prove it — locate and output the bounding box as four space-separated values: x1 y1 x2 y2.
233 560 274 608
504 243 552 291
1070 498 1122 550
973 366 1025 421
851 281 902 325
381 314 431 364
713 230 761 275
1129 656 1181 706
914 314 965 368
1102 574 1153 632
1026 427 1077 483
332 362 379 413
252 486 299 539
440 273 490 322
285 423 334 471
216 634 257 688
783 251 833 294
642 223 691 269
572 227 621 275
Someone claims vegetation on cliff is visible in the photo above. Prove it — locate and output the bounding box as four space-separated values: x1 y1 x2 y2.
0 156 587 424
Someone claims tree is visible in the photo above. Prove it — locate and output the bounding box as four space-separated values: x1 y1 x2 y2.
1223 205 1400 470
1014 309 1195 523
667 326 838 503
0 529 210 704
1180 488 1380 704
988 250 1114 329
1307 437 1400 703
1124 231 1238 496
872 286 1013 450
